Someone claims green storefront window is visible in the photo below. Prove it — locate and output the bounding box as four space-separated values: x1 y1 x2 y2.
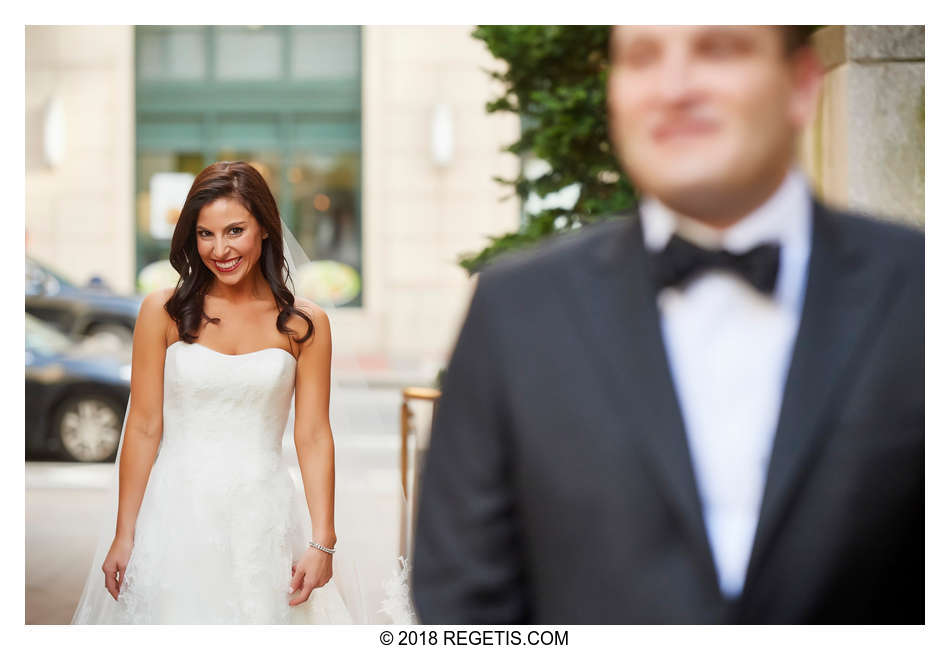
134 25 363 307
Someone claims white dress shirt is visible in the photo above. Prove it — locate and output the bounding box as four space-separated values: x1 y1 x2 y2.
639 169 813 598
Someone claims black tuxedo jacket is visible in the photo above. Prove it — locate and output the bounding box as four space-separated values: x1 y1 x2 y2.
411 199 923 624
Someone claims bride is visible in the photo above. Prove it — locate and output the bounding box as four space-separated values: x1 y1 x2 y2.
71 161 413 624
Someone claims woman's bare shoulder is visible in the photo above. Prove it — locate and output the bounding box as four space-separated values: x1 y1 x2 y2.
292 296 325 317
137 287 176 342
139 287 174 318
288 297 330 341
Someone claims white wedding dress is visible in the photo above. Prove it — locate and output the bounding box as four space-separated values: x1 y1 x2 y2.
72 339 408 624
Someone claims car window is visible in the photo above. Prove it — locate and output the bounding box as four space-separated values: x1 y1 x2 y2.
26 259 47 293
26 257 74 291
26 313 73 355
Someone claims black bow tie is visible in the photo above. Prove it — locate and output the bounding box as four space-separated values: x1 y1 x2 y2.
649 234 781 295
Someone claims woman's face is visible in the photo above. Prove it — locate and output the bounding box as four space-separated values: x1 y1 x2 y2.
195 197 268 285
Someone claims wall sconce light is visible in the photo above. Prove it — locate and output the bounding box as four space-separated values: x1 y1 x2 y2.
42 96 66 168
430 103 454 168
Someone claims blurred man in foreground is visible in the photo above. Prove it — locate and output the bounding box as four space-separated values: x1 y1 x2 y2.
412 26 923 623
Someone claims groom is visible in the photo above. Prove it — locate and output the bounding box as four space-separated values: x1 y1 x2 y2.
411 26 923 623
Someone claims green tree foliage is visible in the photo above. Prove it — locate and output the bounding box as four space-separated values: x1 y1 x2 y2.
459 25 637 275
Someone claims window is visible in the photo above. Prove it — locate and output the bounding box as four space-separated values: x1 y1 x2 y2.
134 26 363 306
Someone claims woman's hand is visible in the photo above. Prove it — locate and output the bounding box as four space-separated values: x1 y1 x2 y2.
288 546 333 606
102 536 133 600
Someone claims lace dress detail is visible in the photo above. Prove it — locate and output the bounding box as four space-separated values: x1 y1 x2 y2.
112 341 352 624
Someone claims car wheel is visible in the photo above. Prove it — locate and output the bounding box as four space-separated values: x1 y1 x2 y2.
53 394 123 462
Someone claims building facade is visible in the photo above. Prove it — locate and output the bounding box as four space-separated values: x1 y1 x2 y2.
25 25 520 379
25 25 924 376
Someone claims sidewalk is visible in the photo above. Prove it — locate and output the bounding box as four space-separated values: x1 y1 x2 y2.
26 382 410 624
332 354 441 391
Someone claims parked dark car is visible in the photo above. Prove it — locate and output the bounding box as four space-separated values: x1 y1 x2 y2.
26 255 143 344
26 313 131 462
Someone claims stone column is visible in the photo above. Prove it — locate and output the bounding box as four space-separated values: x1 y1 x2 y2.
799 26 924 227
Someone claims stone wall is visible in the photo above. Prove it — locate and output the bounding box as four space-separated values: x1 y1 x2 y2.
25 26 136 292
350 26 520 376
800 25 924 227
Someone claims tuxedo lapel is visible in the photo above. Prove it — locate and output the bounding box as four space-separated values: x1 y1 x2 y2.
742 199 905 592
563 215 720 591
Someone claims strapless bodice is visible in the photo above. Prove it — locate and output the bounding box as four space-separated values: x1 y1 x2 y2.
160 340 297 459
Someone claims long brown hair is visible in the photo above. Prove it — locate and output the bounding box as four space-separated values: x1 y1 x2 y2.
164 161 315 346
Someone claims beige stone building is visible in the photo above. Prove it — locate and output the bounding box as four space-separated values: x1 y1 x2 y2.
25 26 924 379
25 26 519 381
25 27 136 309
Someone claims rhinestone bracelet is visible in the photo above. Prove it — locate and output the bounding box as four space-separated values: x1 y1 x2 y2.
308 540 336 555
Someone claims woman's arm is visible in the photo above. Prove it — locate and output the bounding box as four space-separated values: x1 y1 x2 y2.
102 287 170 599
287 299 336 606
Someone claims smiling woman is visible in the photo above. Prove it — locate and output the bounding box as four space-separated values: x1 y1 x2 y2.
198 214 256 275
164 161 315 347
71 161 415 624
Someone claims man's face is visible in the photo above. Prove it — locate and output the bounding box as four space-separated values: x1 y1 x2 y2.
607 26 820 222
